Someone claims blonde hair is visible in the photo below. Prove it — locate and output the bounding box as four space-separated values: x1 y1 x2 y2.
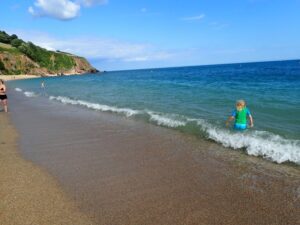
236 99 246 110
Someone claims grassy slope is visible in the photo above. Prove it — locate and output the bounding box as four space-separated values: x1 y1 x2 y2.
0 42 95 75
0 43 21 54
0 43 13 49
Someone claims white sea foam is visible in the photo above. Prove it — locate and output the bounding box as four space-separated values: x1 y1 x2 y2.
15 88 36 97
49 95 300 165
49 96 140 117
15 88 23 92
24 91 36 97
194 120 300 164
148 111 186 128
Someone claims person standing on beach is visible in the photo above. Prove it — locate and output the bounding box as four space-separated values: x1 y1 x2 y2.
226 99 253 130
0 79 8 113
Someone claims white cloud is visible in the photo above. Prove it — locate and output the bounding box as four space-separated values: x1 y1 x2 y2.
9 30 262 70
79 0 108 7
28 0 108 20
12 31 175 63
181 14 205 21
29 0 80 20
28 6 35 14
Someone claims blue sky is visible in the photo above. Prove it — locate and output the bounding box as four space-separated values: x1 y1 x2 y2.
1 0 300 71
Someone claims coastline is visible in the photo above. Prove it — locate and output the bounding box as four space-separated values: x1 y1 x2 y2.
0 114 96 225
0 72 93 81
7 89 300 225
0 75 41 81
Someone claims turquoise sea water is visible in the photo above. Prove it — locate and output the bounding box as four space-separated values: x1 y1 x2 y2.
9 60 300 164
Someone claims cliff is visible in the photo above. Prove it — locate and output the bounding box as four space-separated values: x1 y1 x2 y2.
0 31 98 76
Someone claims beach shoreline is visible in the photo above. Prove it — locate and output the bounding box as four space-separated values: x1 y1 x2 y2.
0 74 42 81
0 113 96 225
0 72 92 81
6 89 300 225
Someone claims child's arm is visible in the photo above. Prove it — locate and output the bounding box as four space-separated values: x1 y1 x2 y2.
248 115 254 127
226 110 236 127
246 108 254 128
226 116 235 127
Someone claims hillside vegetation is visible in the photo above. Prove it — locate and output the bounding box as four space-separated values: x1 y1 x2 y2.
0 31 98 75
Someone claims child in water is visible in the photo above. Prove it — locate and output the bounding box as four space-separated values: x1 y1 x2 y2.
226 100 254 130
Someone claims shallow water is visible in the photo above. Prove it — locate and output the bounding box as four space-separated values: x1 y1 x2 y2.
9 60 300 164
8 90 300 225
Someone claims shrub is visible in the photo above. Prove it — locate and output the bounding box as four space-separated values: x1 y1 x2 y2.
11 38 23 48
0 31 11 44
0 60 6 70
10 34 18 41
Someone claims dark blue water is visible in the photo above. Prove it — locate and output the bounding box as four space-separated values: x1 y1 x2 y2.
10 60 300 164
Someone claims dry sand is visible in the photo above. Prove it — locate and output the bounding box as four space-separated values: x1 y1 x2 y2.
0 72 91 81
0 75 41 81
0 114 96 225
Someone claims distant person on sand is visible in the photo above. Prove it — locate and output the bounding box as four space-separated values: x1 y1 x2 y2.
226 99 253 130
0 79 8 112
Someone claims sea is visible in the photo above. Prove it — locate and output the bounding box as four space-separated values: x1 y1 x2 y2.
9 60 300 165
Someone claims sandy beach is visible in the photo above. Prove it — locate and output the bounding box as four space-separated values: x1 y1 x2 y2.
0 75 41 81
0 114 96 224
1 2 299 224
4 89 300 225
0 72 90 81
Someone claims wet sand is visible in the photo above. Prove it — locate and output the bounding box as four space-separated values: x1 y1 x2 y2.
0 114 96 224
7 90 300 225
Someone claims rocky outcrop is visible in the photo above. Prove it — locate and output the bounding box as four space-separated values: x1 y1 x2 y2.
72 56 99 74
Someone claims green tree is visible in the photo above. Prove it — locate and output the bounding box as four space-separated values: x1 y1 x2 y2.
18 43 34 58
11 38 23 48
0 60 6 71
0 31 10 43
9 34 18 41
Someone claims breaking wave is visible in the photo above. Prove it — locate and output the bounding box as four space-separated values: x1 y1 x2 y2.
49 96 140 117
15 88 23 92
47 95 300 165
23 91 36 97
14 87 37 97
15 87 300 165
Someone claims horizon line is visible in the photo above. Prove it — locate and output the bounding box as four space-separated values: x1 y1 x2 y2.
106 58 300 72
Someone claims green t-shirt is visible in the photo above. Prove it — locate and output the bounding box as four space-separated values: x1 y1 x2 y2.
232 107 251 125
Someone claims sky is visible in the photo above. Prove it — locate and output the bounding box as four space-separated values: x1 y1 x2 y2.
1 0 300 71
